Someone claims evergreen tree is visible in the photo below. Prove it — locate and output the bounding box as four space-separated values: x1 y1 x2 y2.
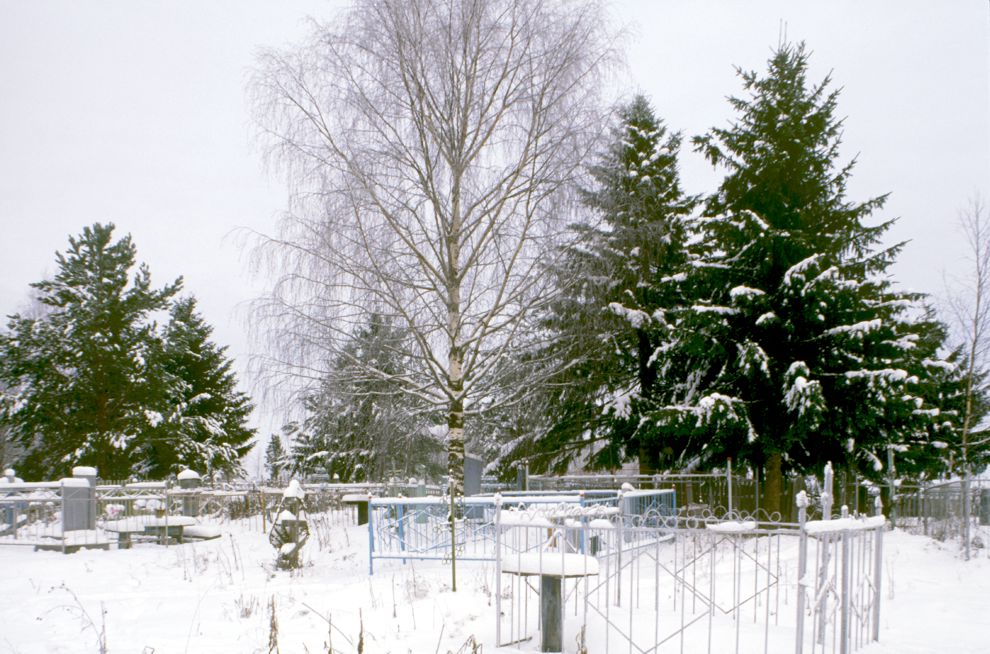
650 43 951 511
0 224 255 480
512 96 696 473
144 297 255 478
894 315 975 480
286 314 443 482
282 420 328 479
265 434 288 482
0 224 180 479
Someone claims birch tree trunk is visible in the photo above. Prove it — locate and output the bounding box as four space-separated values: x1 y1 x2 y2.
948 196 990 561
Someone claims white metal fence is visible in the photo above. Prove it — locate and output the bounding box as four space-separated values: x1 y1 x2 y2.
491 493 884 653
366 489 677 575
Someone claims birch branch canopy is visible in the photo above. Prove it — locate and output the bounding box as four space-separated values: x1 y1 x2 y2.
249 0 616 427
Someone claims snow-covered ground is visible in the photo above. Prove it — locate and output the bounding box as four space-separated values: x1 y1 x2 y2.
0 520 987 653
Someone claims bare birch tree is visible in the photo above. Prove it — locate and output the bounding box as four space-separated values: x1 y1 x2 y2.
946 196 990 559
249 0 614 498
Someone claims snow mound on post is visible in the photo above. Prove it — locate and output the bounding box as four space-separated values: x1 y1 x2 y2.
282 479 305 499
177 469 200 481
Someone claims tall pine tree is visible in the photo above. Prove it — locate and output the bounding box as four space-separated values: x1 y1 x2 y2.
650 43 951 512
0 224 255 480
0 224 180 479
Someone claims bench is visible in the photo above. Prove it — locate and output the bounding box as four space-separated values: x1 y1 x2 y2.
104 516 197 548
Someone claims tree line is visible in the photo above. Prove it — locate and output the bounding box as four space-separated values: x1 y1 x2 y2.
255 2 987 511
4 1 984 496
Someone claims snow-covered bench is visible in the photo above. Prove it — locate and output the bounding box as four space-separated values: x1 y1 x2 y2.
104 516 198 548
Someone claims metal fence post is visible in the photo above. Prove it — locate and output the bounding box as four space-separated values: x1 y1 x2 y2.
367 497 375 576
616 492 624 607
795 491 809 654
840 531 850 654
872 496 883 642
727 458 734 517
495 494 502 646
962 475 971 561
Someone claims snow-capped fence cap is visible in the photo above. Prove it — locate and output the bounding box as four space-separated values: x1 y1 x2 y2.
283 479 306 499
795 490 809 508
177 469 201 481
3 468 14 478
72 466 98 478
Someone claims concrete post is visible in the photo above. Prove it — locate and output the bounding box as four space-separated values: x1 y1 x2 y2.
517 463 528 491
177 469 202 517
979 488 990 526
415 477 428 524
2 468 21 535
464 454 482 496
540 575 563 652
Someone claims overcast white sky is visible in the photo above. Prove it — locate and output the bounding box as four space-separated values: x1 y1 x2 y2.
1 1 988 464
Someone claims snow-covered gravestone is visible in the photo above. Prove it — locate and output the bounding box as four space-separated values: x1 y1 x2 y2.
62 466 98 531
1 468 24 535
269 480 310 569
177 469 202 517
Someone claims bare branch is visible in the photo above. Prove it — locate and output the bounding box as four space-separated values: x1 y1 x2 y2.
247 0 616 491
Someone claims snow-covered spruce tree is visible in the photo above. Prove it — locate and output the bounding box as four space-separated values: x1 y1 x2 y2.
893 313 976 481
144 297 255 479
265 433 288 482
287 314 443 482
281 420 328 480
505 96 696 474
649 43 953 513
0 224 180 479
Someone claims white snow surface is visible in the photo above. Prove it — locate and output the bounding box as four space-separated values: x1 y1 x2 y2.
0 523 988 653
177 469 201 481
71 466 98 477
500 552 600 577
804 515 886 534
706 520 757 533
